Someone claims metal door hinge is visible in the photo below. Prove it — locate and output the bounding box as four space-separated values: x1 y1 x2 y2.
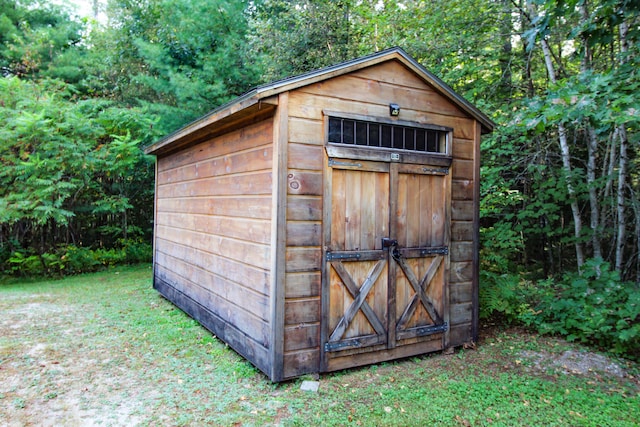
326 251 361 261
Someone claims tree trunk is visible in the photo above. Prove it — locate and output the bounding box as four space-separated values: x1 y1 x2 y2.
579 2 602 260
615 126 628 271
615 19 630 272
538 30 585 268
587 127 601 259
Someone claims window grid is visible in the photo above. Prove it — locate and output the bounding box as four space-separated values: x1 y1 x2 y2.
328 117 446 154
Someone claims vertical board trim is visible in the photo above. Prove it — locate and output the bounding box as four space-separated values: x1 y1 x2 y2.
152 160 159 289
270 92 289 381
472 120 481 342
320 117 332 372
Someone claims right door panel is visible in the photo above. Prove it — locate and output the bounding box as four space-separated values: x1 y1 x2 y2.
391 163 450 346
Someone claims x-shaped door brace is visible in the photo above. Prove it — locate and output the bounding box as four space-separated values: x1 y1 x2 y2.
394 255 444 331
328 259 387 343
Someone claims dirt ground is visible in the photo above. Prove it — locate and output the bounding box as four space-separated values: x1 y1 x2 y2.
0 294 149 426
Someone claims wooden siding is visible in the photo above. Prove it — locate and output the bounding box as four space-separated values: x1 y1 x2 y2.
154 118 275 376
282 60 479 377
150 55 485 380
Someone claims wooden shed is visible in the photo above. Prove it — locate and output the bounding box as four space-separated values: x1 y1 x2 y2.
144 47 494 381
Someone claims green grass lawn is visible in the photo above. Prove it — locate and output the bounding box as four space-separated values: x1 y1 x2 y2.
1 264 638 426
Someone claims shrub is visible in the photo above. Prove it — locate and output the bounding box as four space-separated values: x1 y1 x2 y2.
62 245 101 274
479 270 531 322
521 258 640 360
1 240 153 277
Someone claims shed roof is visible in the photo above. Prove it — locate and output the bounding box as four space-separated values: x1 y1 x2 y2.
145 47 495 156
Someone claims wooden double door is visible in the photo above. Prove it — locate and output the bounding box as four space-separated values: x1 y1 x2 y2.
322 157 450 368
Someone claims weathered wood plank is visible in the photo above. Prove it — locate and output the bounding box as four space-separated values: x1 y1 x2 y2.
299 73 466 118
157 171 272 199
156 225 271 270
330 169 347 249
452 179 474 201
158 145 273 184
452 200 475 221
452 138 475 160
286 221 322 246
452 159 474 180
289 117 323 145
287 195 322 221
450 241 474 262
157 213 271 245
288 142 324 170
269 91 289 382
283 349 320 379
285 247 322 273
360 171 376 249
326 145 452 167
155 252 270 320
284 324 320 351
285 272 321 299
472 120 482 343
155 238 270 295
450 261 473 283
451 221 474 241
450 281 473 304
156 196 272 219
287 171 323 196
285 298 321 324
351 60 432 89
448 323 473 347
450 302 473 325
157 119 273 172
325 336 442 373
155 265 271 345
344 169 362 250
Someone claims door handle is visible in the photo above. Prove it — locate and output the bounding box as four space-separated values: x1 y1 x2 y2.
381 238 398 248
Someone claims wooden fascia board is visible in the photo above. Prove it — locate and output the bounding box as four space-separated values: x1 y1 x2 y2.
254 51 401 99
144 94 278 156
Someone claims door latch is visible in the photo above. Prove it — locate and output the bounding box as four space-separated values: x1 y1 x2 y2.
381 238 398 248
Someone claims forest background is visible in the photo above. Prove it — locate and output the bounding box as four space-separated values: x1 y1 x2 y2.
0 0 638 358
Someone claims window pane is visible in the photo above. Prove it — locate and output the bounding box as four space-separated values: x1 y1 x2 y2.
328 117 342 143
426 130 438 152
416 129 426 151
438 133 447 153
381 125 392 148
404 128 415 151
343 120 355 144
392 127 404 149
355 121 368 146
368 123 380 147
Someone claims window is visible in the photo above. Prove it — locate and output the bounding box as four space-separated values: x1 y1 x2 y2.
328 116 448 154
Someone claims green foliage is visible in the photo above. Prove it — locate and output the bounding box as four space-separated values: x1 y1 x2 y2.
522 259 640 359
249 0 361 81
2 240 152 277
482 258 639 360
0 0 83 78
479 270 530 322
0 76 158 273
103 0 261 134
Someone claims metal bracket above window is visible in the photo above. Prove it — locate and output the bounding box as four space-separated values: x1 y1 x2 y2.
328 158 362 168
423 167 449 175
